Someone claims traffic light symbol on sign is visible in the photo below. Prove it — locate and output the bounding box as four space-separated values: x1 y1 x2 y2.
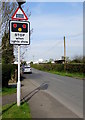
12 22 28 33
10 20 30 45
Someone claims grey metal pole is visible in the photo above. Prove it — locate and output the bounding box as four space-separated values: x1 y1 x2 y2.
16 0 26 106
17 45 21 106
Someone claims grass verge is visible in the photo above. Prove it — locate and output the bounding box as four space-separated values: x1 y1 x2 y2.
31 63 84 79
32 66 84 79
48 71 84 79
2 102 31 119
2 87 16 96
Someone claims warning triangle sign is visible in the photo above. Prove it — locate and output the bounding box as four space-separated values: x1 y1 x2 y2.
12 7 28 20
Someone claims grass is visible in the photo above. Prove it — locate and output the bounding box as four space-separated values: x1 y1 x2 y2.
48 71 84 79
2 87 17 96
2 102 31 119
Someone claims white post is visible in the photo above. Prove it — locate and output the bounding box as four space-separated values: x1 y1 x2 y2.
17 45 21 106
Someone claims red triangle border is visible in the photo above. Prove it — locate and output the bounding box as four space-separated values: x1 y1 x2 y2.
12 7 28 20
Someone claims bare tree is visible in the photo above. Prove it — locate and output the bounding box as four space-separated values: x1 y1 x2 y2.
1 2 18 34
71 56 83 63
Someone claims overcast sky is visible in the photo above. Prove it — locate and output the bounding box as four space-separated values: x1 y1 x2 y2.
20 2 83 62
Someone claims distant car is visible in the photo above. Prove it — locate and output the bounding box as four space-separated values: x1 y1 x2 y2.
24 66 32 73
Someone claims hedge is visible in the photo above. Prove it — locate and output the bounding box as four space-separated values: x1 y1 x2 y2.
66 64 84 73
31 63 84 73
2 64 17 87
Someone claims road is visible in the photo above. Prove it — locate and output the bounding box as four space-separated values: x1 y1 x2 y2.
23 68 83 118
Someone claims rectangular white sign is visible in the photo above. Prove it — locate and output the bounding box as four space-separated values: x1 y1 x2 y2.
9 20 30 45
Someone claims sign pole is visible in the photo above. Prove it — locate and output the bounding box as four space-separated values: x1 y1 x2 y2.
17 45 21 106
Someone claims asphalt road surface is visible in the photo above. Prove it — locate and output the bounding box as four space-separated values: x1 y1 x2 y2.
23 68 83 118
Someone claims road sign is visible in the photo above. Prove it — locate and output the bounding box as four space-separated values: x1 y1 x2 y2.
9 20 30 45
12 7 28 20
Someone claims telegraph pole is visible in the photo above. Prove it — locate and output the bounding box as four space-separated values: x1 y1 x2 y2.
64 36 66 71
64 36 66 63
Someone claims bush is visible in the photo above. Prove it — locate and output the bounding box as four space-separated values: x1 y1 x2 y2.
2 64 17 87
